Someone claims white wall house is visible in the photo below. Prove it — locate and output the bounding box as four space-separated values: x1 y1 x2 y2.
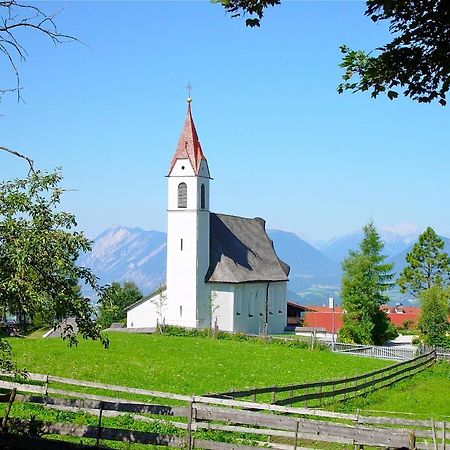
127 100 289 334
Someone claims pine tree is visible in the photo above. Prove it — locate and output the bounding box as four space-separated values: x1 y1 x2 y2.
418 286 450 348
397 227 450 298
339 222 397 345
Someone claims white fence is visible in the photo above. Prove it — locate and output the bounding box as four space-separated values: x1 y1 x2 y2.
331 342 417 360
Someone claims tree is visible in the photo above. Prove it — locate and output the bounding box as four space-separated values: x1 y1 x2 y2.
418 286 450 348
0 169 108 369
98 281 143 329
150 284 167 333
218 0 450 105
0 1 76 102
339 222 397 345
397 227 450 298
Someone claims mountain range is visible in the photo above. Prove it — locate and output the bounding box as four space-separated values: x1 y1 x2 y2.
78 225 450 306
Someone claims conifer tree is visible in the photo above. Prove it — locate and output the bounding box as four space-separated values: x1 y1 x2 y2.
339 222 396 345
418 286 450 348
397 227 450 298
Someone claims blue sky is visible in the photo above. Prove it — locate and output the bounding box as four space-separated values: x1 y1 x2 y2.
1 1 449 242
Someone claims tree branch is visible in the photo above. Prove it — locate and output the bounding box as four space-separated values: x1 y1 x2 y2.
0 145 35 174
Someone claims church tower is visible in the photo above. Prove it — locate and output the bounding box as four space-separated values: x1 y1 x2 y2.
166 99 211 328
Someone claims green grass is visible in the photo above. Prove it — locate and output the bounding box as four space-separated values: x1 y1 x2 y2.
331 362 450 418
8 332 390 395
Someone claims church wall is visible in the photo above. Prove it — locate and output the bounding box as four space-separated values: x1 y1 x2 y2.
232 281 287 334
210 284 234 331
126 296 159 329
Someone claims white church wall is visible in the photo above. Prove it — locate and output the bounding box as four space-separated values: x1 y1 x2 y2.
232 282 287 334
210 284 234 331
126 291 165 329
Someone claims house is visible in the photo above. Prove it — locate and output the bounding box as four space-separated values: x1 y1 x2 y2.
126 100 289 334
303 304 420 333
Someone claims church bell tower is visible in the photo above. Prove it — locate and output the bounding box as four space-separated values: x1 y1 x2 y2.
166 99 211 328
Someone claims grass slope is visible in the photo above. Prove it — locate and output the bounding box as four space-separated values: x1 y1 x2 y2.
8 333 390 394
333 362 450 418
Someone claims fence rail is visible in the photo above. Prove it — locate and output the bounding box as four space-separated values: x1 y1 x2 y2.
0 359 448 450
331 342 417 360
212 350 436 407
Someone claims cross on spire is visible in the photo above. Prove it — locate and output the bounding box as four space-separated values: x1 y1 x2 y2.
186 81 193 103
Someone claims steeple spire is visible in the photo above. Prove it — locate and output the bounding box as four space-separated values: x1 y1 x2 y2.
168 99 206 176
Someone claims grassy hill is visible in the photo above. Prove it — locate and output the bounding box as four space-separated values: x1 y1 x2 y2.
8 332 389 395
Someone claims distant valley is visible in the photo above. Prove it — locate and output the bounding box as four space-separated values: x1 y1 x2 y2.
79 225 450 306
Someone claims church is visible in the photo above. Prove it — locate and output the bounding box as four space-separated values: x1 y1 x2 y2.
126 100 290 334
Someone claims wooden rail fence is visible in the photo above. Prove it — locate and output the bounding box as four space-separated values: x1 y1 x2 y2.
0 355 448 450
212 350 436 407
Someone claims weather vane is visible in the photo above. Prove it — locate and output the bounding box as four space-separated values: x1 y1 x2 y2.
186 81 193 103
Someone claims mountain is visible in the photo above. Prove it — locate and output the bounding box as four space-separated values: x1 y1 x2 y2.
78 226 166 294
267 230 341 290
321 224 422 264
389 235 450 274
79 226 341 304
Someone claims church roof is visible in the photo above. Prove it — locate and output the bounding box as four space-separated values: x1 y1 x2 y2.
206 213 290 284
168 102 206 175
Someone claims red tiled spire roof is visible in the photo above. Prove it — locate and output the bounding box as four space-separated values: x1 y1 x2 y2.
168 102 206 175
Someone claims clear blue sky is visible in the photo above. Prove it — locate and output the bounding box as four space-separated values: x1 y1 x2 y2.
1 1 449 242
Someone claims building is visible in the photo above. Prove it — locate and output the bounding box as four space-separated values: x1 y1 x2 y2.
126 100 290 334
303 304 420 333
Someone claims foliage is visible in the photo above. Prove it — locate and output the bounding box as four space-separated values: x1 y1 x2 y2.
338 1 450 105
98 281 143 329
418 286 450 348
150 284 167 333
397 227 450 298
214 0 280 27
0 169 108 369
218 0 450 105
339 222 397 345
8 332 389 396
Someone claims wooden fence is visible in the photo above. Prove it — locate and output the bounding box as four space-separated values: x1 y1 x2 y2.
0 357 448 450
212 350 436 407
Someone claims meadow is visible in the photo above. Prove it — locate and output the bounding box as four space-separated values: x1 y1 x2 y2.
7 332 390 395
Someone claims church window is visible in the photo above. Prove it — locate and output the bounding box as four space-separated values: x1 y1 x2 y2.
248 291 255 318
180 238 183 251
178 183 187 208
235 290 242 315
200 184 205 209
180 305 183 317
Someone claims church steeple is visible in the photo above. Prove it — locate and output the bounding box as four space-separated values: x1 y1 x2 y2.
168 101 207 176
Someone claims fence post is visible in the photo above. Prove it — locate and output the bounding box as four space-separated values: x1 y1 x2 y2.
408 431 416 450
187 396 195 450
96 401 103 447
271 388 276 404
252 388 257 402
44 374 49 398
1 388 17 431
294 420 299 450
442 421 446 450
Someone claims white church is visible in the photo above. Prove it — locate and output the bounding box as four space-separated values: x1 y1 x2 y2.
126 100 290 334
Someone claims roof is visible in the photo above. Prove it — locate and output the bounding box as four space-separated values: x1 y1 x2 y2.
124 285 166 311
168 102 206 175
206 213 290 284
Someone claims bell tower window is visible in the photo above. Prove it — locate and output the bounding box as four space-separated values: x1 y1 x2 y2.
200 183 205 210
178 183 187 208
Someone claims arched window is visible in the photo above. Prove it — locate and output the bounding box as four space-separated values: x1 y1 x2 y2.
178 183 187 208
200 183 205 210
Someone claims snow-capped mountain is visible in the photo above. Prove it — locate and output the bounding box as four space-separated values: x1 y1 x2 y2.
78 226 166 294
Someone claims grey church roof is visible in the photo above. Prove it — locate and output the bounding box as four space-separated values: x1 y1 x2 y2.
206 213 290 284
